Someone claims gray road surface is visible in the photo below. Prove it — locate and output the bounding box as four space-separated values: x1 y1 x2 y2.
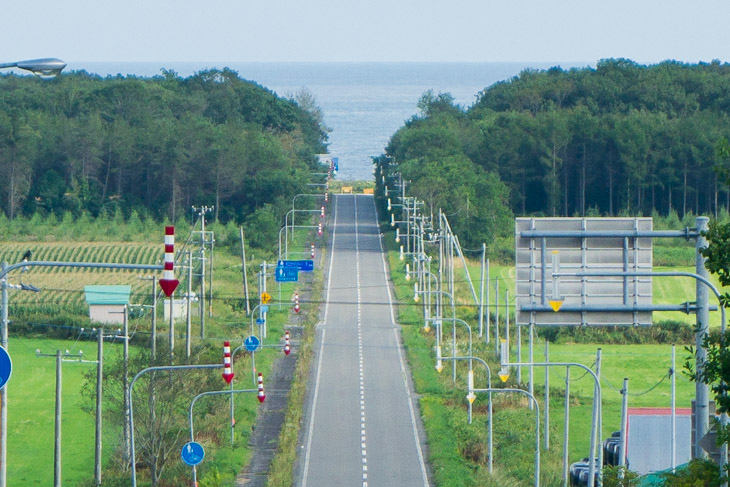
298 194 430 487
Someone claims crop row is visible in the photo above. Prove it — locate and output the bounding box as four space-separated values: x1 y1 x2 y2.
0 242 164 308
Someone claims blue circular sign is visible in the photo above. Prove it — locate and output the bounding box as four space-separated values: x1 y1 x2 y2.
243 335 261 352
0 346 11 390
181 441 205 466
244 335 260 352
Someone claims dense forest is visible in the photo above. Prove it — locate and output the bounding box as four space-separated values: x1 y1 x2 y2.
0 68 328 235
379 59 730 248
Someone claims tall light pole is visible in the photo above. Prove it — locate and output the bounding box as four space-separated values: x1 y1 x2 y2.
0 58 66 77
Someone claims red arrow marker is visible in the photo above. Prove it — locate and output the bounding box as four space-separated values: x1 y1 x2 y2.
159 226 179 297
257 372 266 403
222 341 235 384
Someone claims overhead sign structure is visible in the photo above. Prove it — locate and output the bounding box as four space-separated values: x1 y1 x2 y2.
277 260 314 271
244 335 261 352
181 441 205 466
275 266 299 282
0 346 12 390
515 217 653 327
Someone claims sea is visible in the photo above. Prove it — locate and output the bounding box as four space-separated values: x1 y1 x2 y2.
70 62 590 181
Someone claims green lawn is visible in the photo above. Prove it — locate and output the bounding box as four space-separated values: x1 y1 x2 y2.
524 342 692 460
459 262 726 328
7 336 120 487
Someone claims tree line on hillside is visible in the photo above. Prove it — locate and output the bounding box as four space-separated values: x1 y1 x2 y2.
0 68 328 240
379 59 730 248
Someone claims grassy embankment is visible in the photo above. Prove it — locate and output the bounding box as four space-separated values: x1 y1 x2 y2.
385 234 707 486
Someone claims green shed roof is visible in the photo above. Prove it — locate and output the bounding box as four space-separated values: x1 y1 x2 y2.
84 285 131 305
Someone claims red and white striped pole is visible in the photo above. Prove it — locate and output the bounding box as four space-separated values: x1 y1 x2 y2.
159 226 179 297
222 341 234 384
293 292 300 314
310 243 315 259
284 331 291 356
317 222 322 236
324 191 328 203
320 205 325 218
257 372 266 403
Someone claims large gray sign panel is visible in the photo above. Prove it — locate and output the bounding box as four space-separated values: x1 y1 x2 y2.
515 217 653 327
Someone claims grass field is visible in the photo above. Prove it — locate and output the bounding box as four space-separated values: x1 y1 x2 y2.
7 337 121 486
456 261 726 328
0 226 323 486
386 240 709 486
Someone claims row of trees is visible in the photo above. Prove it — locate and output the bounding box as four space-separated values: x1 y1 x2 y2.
382 59 730 248
0 68 328 229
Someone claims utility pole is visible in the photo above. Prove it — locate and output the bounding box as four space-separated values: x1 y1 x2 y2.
240 228 251 316
35 348 85 487
123 306 131 462
192 205 214 338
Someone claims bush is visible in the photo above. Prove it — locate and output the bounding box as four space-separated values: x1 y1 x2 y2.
660 458 723 486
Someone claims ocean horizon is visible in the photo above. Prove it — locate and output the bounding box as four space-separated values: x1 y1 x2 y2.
68 61 592 181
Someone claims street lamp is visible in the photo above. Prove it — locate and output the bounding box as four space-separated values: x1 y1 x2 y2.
0 58 66 77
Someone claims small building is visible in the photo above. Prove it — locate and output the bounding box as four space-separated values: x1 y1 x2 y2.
84 285 131 325
627 407 692 474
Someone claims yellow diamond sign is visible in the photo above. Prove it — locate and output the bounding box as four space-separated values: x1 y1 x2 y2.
261 292 271 304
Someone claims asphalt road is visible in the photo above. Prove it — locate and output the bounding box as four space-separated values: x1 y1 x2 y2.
298 194 430 487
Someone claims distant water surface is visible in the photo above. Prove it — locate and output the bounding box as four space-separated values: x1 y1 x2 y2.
72 62 589 181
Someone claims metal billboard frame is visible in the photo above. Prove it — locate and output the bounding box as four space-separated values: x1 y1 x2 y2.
516 217 654 327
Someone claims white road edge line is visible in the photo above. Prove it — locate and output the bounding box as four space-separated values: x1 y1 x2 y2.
301 193 339 487
370 195 430 486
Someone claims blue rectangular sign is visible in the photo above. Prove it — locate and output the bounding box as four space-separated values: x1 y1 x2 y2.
277 260 314 271
275 266 299 282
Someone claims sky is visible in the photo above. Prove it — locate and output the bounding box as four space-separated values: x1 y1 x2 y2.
2 0 730 65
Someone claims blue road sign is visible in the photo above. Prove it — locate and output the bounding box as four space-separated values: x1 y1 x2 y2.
181 441 205 466
244 335 261 352
275 266 299 282
255 318 265 325
277 260 314 271
0 346 11 390
260 305 269 313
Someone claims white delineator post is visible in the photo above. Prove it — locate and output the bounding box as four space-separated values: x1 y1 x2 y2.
257 372 266 403
159 226 179 297
222 341 234 384
284 331 291 356
311 243 315 259
294 292 300 314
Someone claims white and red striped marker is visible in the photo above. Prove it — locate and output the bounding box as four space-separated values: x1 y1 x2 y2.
310 243 315 259
222 341 234 384
284 331 291 356
317 222 322 236
257 372 266 403
159 226 179 297
324 192 328 203
320 205 325 218
293 292 300 314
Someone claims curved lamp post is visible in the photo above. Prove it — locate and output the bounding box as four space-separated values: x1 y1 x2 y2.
0 58 66 77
